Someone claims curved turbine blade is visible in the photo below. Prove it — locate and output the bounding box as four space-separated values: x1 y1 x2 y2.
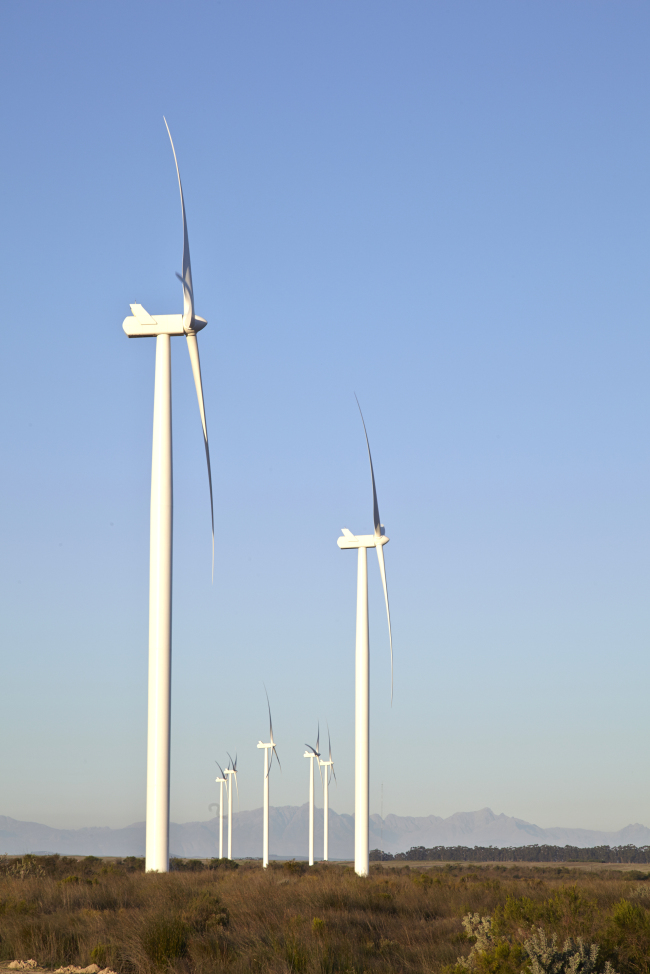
265 687 273 742
355 396 393 702
375 540 394 704
327 724 337 785
215 760 225 779
264 685 281 772
164 117 194 330
355 395 381 537
186 333 214 579
316 722 320 757
164 120 213 579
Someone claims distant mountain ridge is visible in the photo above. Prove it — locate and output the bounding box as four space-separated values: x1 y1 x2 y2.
1 807 649 859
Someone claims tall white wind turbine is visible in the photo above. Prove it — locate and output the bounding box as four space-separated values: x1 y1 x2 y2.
337 400 393 877
123 119 214 873
257 692 280 868
318 728 336 862
224 752 239 860
303 726 322 867
215 762 227 859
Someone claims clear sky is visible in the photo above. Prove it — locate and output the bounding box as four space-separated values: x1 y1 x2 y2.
1 1 649 835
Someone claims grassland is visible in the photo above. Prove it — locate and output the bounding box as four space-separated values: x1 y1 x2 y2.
1 855 649 974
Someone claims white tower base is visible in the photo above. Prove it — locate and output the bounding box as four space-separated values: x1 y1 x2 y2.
145 334 173 874
355 545 369 877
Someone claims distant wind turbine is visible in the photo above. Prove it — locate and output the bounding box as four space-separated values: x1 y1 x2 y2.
214 762 227 860
337 399 393 877
257 691 280 868
303 725 322 866
224 753 239 860
318 727 336 862
123 119 214 873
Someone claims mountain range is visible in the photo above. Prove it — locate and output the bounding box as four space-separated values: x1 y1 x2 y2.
1 807 649 859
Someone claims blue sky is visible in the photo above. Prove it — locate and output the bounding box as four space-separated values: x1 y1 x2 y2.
1 1 649 836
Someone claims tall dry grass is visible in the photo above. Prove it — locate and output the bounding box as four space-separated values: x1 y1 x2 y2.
0 856 649 974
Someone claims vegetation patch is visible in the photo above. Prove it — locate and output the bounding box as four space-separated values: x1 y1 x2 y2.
0 857 649 973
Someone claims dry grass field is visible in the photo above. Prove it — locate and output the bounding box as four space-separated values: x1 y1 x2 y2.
1 855 649 974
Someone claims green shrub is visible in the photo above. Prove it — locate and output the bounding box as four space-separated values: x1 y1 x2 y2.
602 899 650 974
89 943 113 968
141 916 190 967
207 857 238 871
184 892 229 932
170 858 205 872
283 859 307 875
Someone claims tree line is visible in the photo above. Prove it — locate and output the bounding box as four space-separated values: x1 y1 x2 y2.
369 844 650 863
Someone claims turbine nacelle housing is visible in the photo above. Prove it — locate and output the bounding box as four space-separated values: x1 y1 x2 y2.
337 528 389 549
123 305 208 338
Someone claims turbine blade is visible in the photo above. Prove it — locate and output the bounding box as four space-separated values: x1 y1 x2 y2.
215 760 225 778
331 764 337 785
265 686 274 744
375 541 394 704
316 722 320 757
186 333 214 580
327 724 332 764
355 395 381 537
273 745 281 771
234 771 240 808
164 117 194 330
227 751 235 770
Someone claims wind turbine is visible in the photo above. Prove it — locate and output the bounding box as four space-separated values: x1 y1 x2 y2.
123 119 214 873
257 692 280 868
337 399 393 877
214 763 227 860
319 728 336 862
303 726 322 866
224 752 239 860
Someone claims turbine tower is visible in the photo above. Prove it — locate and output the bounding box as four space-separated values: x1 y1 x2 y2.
224 753 239 860
214 762 227 860
337 399 392 877
123 119 213 873
319 728 336 862
303 726 322 866
257 692 280 868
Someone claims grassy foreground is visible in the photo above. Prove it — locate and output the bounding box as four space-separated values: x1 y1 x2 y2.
1 856 650 974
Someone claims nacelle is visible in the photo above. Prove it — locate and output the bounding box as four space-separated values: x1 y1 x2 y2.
123 311 208 338
337 529 389 549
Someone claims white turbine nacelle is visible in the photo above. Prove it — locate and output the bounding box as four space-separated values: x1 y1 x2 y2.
337 528 389 549
123 305 208 338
